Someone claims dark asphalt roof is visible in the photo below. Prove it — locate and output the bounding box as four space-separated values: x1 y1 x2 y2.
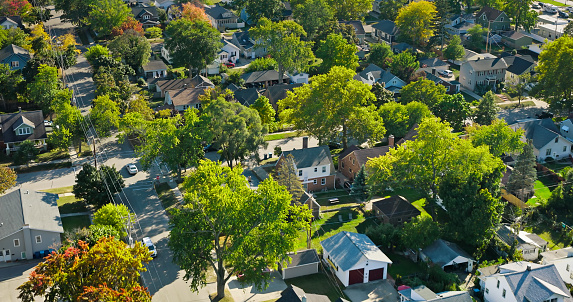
232 31 254 49
422 239 474 267
277 285 330 302
282 2 292 17
285 249 319 268
510 118 559 150
419 58 449 68
476 6 504 21
397 124 419 145
340 21 365 35
505 55 536 76
337 145 360 163
502 31 529 41
393 42 412 52
157 75 213 91
350 146 390 167
279 146 333 169
262 83 304 107
358 63 398 84
241 70 285 84
142 60 168 72
371 20 399 35
466 57 508 72
205 5 237 19
0 44 30 61
0 16 23 28
372 195 420 219
233 88 260 106
131 5 158 18
0 110 47 144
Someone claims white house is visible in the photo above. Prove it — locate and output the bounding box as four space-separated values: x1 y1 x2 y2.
321 231 392 287
483 264 571 302
219 40 240 63
288 72 309 84
560 119 573 142
275 143 336 191
0 16 22 30
354 63 407 93
496 225 547 261
510 118 573 161
541 248 573 285
161 45 173 64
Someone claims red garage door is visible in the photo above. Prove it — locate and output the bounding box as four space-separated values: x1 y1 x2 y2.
369 268 384 281
348 268 364 285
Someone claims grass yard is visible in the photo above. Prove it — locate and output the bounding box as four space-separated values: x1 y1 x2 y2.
386 252 426 278
14 162 72 174
314 190 359 210
525 225 568 250
74 141 93 157
61 215 91 232
527 180 552 206
155 182 180 213
41 186 74 194
264 132 306 141
499 101 535 109
461 91 478 102
540 0 566 6
294 208 377 251
285 273 346 301
259 157 278 165
37 149 70 162
543 159 573 173
57 195 88 214
411 198 432 218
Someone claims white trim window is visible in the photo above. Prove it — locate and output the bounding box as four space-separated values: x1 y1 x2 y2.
35 235 42 244
11 61 19 68
18 127 31 135
321 178 326 185
14 239 20 247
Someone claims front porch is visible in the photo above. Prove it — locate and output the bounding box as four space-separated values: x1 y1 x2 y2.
6 139 47 155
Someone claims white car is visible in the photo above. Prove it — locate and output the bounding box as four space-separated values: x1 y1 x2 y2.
438 69 454 77
142 237 157 258
126 163 138 175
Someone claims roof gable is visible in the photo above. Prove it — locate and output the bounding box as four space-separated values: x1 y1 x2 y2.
501 265 571 302
466 57 508 71
321 231 392 271
372 195 421 219
476 6 506 21
279 146 333 169
422 239 474 267
0 44 31 62
0 110 47 144
372 20 399 35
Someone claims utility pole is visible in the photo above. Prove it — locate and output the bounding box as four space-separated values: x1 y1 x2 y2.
485 20 492 53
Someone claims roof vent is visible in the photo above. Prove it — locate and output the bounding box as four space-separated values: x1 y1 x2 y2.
527 264 532 271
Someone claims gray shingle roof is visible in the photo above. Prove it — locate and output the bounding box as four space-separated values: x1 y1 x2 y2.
131 5 158 19
358 63 399 84
277 285 331 302
0 110 47 144
372 20 399 35
466 57 508 72
422 239 474 267
0 16 23 28
321 231 392 271
0 44 30 61
232 30 254 49
241 70 285 84
505 56 535 76
476 6 504 21
157 75 213 91
0 189 63 240
262 83 304 108
419 58 449 68
372 195 420 219
499 265 572 302
280 146 333 169
285 249 319 268
541 247 573 263
340 21 365 35
142 60 168 72
510 118 560 150
205 5 237 19
233 88 260 106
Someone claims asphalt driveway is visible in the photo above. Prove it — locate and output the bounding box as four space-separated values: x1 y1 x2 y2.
343 280 398 302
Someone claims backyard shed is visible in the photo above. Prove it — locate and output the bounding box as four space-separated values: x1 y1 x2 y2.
279 249 320 279
420 239 475 272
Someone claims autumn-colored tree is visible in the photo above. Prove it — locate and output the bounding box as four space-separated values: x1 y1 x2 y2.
0 167 16 195
0 0 32 16
111 16 144 37
18 237 152 302
181 2 209 22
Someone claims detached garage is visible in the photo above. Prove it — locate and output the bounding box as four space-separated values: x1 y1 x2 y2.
321 231 393 287
279 249 320 279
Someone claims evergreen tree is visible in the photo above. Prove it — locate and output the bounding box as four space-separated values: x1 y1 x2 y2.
351 165 367 200
506 143 537 201
276 154 305 202
474 91 499 126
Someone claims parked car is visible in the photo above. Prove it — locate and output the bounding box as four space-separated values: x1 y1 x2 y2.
225 62 235 68
126 163 138 175
438 69 454 77
532 3 541 8
558 10 569 18
565 6 573 13
43 120 53 127
544 4 558 13
538 2 545 7
142 237 157 258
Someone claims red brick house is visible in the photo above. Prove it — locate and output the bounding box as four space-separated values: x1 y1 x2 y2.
275 144 336 191
339 145 390 182
371 195 420 225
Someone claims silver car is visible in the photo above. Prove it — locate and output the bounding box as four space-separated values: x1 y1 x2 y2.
126 163 138 175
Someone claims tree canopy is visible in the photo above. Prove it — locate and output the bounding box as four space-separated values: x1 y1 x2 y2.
433 93 471 132
443 35 465 61
108 30 151 70
535 36 573 113
367 43 393 69
395 0 437 46
399 78 447 108
474 91 499 126
90 95 120 137
87 0 130 37
293 0 333 40
378 101 432 137
467 119 525 157
326 0 372 20
316 33 359 73
507 143 537 201
92 203 136 238
389 51 419 83
73 163 125 208
0 167 16 195
244 0 285 22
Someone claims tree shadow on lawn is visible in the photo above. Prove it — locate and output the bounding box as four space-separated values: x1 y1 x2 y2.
528 218 571 250
311 208 361 239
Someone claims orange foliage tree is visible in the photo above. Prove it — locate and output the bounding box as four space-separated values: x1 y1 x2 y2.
181 2 209 23
112 16 144 37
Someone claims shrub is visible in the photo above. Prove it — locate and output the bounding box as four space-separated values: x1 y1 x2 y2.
137 78 146 86
244 57 277 73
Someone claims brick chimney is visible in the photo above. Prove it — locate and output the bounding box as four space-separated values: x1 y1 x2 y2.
388 135 394 147
18 107 21 113
302 136 308 149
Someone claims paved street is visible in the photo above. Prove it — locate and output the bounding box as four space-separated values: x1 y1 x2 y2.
0 261 42 302
498 97 549 124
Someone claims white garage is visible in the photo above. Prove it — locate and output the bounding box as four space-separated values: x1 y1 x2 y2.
279 249 320 279
321 231 392 287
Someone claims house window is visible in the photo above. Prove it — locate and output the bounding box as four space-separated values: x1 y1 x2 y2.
143 15 150 20
500 17 504 22
349 168 352 173
555 137 559 143
341 162 344 168
497 280 500 288
321 178 326 185
18 127 31 135
314 167 318 172
14 239 20 247
564 146 567 152
35 235 42 244
11 61 19 67
546 149 552 156
298 170 302 176
313 179 317 184
502 289 506 298
322 166 326 173
485 288 489 294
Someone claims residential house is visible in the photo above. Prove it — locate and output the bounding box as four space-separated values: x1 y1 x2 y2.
161 45 173 64
445 14 475 36
0 16 23 30
156 75 214 97
354 63 407 93
281 2 293 21
372 20 399 45
482 264 571 302
459 57 508 91
477 261 545 291
219 40 240 63
475 7 511 33
399 285 472 302
166 3 183 22
392 42 413 54
500 31 533 49
230 30 267 59
153 0 175 9
0 44 30 71
396 124 418 145
560 119 573 142
420 239 475 272
321 231 392 286
449 48 496 65
276 284 330 302
371 195 421 225
142 60 168 79
339 145 390 181
496 225 547 261
164 87 208 111
0 110 48 155
424 71 461 94
418 57 450 74
232 87 260 107
340 21 366 44
0 189 63 261
502 54 536 84
298 191 320 220
262 83 304 110
131 4 160 29
510 118 573 161
540 250 573 285
241 70 289 89
205 5 239 31
542 248 573 265
288 72 309 84
275 144 336 191
537 22 566 41
278 249 320 280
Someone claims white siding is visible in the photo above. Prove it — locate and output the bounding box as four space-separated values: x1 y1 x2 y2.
537 136 573 161
296 165 331 183
484 276 518 302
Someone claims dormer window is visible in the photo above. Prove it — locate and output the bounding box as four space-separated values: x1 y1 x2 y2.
18 127 31 135
144 14 150 20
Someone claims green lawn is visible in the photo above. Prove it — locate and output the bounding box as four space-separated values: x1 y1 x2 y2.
74 141 93 157
539 0 566 6
499 101 535 109
61 215 91 232
264 132 306 141
285 273 346 301
14 162 72 174
527 180 551 206
42 186 74 194
57 195 88 214
411 198 431 218
314 190 360 210
37 149 70 162
386 252 426 278
543 159 573 173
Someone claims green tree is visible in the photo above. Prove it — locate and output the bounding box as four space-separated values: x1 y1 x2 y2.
244 57 277 73
165 19 222 76
389 51 419 83
14 141 39 165
145 27 162 38
548 169 573 211
565 22 573 36
53 102 85 151
400 216 440 251
279 66 385 148
371 82 395 107
126 94 154 121
53 0 94 26
0 63 24 104
18 237 152 302
377 0 407 21
327 0 372 20
168 160 311 300
467 119 525 157
351 165 368 200
313 21 359 51
84 44 112 67
400 78 447 108
378 101 432 137
467 24 486 51
87 0 130 37
0 27 29 50
367 43 393 69
293 0 333 40
504 0 538 32
73 163 125 208
474 91 499 126
506 72 532 106
433 94 471 132
0 167 16 195
316 33 359 73
365 222 398 248
92 203 136 238
26 64 67 114
108 29 151 70
536 36 573 113
250 96 276 125
251 18 315 84
443 35 465 61
203 97 267 168
395 0 437 46
506 143 537 201
90 95 120 137
275 154 305 202
244 0 284 22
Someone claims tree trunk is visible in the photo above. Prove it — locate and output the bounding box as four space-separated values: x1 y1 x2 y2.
77 137 82 153
177 164 182 181
278 64 284 86
216 260 226 300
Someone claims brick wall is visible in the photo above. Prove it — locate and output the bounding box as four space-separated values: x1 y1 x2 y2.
340 153 361 181
306 175 335 191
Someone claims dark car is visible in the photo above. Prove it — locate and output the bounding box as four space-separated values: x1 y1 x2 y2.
558 10 569 18
536 111 554 119
532 3 541 8
328 142 342 150
538 2 545 7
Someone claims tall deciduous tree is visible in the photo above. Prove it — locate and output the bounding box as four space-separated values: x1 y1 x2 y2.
443 35 465 61
92 203 136 238
389 51 419 83
251 18 314 84
504 0 538 32
507 143 537 201
367 43 393 69
108 29 151 70
276 154 304 202
168 160 311 300
316 33 358 73
293 0 333 40
0 63 24 105
378 101 432 137
377 0 407 21
111 16 144 37
279 66 385 148
52 102 85 151
433 93 471 132
536 36 573 113
90 95 120 137
395 0 437 46
506 72 532 106
400 78 447 107
250 96 276 125
87 0 131 37
26 64 68 115
467 24 486 51
326 0 372 20
165 19 222 77
400 216 440 251
203 97 267 168
371 82 395 107
181 2 209 22
18 237 152 302
474 91 498 126
53 0 94 26
467 119 525 157
313 21 358 51
73 163 125 208
244 0 284 22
